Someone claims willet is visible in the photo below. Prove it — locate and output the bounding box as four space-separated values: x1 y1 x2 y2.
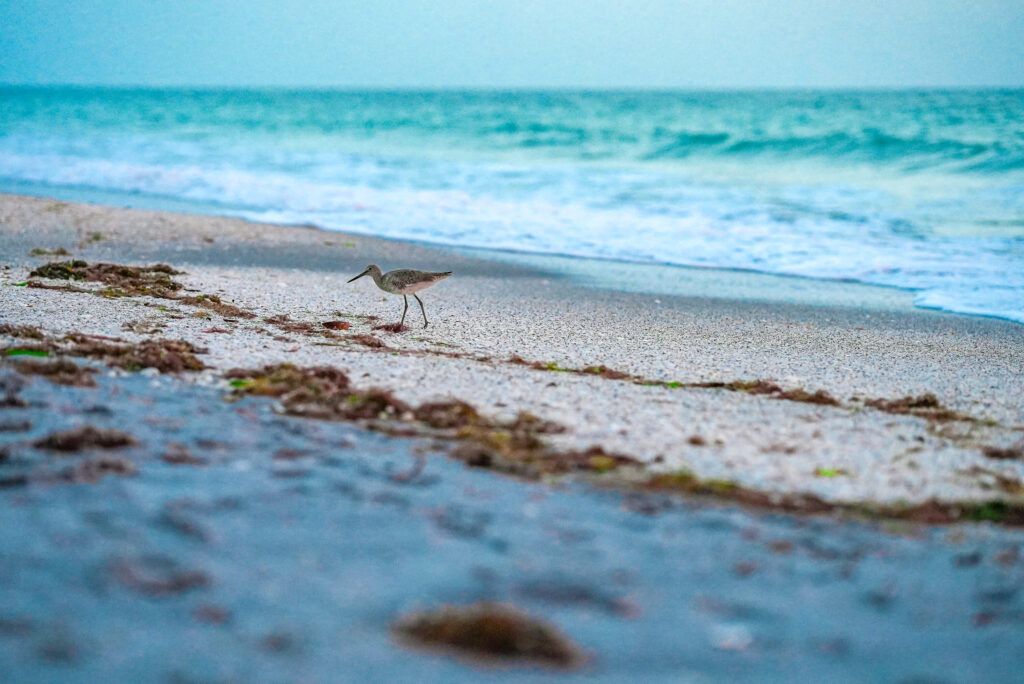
347 264 452 329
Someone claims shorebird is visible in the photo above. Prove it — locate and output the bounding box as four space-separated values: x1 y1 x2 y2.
347 264 452 329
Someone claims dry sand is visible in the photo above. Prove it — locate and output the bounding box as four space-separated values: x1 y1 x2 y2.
2 193 1023 507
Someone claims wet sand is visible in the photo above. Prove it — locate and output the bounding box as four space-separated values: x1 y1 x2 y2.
1 367 1022 682
2 192 1024 508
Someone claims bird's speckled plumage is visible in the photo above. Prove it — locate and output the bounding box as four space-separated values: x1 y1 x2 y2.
348 264 451 328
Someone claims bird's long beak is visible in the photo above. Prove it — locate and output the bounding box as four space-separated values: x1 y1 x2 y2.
347 269 368 283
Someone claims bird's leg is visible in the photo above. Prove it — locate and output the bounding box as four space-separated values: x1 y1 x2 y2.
400 295 408 328
414 294 428 328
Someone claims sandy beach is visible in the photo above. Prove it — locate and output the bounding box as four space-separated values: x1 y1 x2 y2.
4 4 1023 676
2 193 1023 513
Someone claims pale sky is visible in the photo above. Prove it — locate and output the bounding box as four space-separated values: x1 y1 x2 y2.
1 0 1022 88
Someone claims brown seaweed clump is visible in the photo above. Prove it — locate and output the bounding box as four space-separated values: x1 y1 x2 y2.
775 387 841 406
179 294 256 319
349 333 388 349
63 334 207 373
506 355 842 408
866 393 971 422
226 363 350 398
452 416 633 479
643 470 1024 526
4 332 206 377
373 323 407 333
0 323 45 339
413 400 485 429
393 602 584 668
982 444 1024 461
691 379 840 406
264 314 314 332
29 260 184 299
224 364 624 479
9 358 97 388
583 365 633 380
225 363 410 421
34 425 138 452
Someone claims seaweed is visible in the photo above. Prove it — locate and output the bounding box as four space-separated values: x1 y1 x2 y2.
981 444 1024 461
690 379 782 394
33 425 138 452
958 465 1024 496
9 358 97 387
0 323 45 339
452 424 633 479
223 364 626 479
28 260 184 299
777 388 841 406
3 348 51 357
339 389 411 420
179 294 255 319
814 468 848 478
393 602 583 668
350 334 388 349
413 400 484 429
225 363 409 421
689 379 840 405
866 393 972 422
582 365 633 380
226 363 350 398
507 355 841 408
373 323 408 333
62 334 206 373
322 320 351 330
6 330 205 376
642 469 1024 526
29 247 71 257
264 314 313 332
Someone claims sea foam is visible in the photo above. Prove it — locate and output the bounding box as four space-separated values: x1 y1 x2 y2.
1 88 1022 323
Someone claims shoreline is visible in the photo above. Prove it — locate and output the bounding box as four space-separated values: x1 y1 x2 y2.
2 192 1024 515
5 181 1019 326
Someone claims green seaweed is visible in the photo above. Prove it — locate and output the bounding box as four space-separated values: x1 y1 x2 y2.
814 468 848 478
966 502 1009 523
4 349 50 357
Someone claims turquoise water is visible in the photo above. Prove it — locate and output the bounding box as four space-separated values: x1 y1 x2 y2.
1 88 1022 321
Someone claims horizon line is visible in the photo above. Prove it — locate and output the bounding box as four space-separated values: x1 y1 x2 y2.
3 82 1023 93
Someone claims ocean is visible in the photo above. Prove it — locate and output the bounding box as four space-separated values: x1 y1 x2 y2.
1 87 1022 322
